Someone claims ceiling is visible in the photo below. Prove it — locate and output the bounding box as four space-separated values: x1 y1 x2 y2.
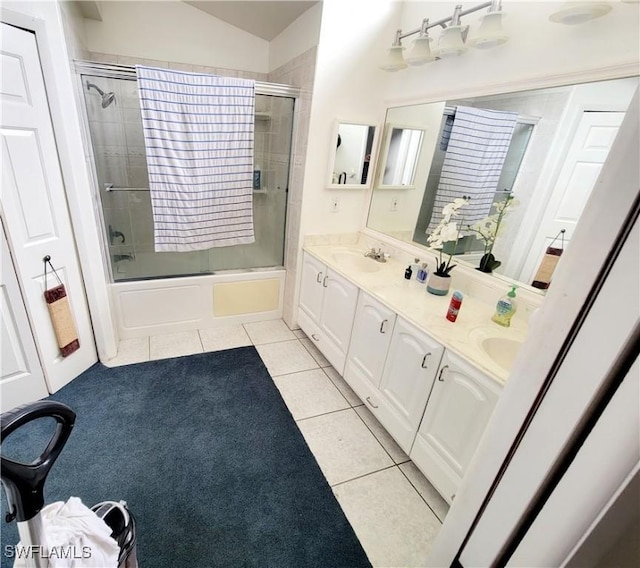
185 1 320 41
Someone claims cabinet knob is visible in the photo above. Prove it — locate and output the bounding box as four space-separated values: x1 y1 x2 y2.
421 352 432 369
380 319 388 334
316 271 323 283
322 275 329 288
311 334 320 342
365 396 379 409
438 365 449 381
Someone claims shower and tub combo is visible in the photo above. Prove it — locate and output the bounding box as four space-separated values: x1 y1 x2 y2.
76 61 299 339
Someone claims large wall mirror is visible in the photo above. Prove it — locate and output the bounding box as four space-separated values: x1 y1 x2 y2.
367 76 639 292
328 122 377 188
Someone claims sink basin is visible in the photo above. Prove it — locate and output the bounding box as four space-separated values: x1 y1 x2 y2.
481 337 522 372
332 251 381 273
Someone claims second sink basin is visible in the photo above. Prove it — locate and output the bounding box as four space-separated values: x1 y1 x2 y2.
332 251 381 273
481 337 522 372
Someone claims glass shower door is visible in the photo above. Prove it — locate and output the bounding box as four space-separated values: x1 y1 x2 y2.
81 74 294 281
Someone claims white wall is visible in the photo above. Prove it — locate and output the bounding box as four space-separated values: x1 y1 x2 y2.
269 1 322 72
299 0 401 237
388 1 639 102
83 1 270 72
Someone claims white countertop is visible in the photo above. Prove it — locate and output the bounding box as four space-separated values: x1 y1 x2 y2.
303 244 530 385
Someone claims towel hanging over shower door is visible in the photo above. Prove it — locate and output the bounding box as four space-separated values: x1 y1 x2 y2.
136 66 256 252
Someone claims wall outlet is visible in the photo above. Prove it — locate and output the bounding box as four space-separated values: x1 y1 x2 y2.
390 197 398 211
330 197 339 212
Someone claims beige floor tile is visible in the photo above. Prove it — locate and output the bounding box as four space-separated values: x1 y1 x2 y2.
297 409 393 486
149 331 203 360
400 462 450 522
333 467 442 567
299 337 330 367
243 319 295 344
273 369 350 420
199 325 252 352
255 340 318 376
104 337 149 367
355 406 410 465
324 366 363 407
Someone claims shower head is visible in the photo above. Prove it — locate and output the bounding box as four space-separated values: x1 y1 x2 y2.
86 81 116 108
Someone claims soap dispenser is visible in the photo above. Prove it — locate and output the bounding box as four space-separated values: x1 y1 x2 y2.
492 286 518 327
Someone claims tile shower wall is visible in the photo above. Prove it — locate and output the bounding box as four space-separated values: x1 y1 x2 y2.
268 47 317 328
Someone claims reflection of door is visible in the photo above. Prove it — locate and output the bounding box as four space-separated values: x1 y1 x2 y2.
1 24 96 393
1 223 49 412
520 111 624 283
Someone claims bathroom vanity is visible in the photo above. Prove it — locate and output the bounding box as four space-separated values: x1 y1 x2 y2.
298 243 531 504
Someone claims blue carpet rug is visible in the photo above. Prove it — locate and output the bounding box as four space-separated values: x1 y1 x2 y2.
1 347 371 567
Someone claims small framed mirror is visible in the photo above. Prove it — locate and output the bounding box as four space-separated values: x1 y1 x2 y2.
327 121 377 188
377 124 426 189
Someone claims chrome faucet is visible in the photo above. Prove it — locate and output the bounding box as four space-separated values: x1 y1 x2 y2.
364 247 387 263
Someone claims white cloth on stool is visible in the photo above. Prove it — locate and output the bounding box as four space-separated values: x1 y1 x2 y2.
14 497 119 568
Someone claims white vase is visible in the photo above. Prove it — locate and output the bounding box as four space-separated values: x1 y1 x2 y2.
427 273 451 296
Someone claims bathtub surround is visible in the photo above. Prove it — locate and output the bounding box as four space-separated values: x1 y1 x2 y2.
0 348 371 568
137 66 256 252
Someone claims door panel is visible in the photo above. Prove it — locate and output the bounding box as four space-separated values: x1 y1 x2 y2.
0 23 96 392
299 253 324 323
521 111 624 283
1 223 48 411
319 268 358 352
345 292 396 389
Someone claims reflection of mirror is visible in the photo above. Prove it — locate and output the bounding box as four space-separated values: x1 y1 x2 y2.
368 76 639 292
328 122 377 188
379 126 424 187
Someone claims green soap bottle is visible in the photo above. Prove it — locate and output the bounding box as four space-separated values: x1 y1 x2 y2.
492 286 518 327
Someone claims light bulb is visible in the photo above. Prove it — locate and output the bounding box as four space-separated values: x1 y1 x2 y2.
380 45 408 72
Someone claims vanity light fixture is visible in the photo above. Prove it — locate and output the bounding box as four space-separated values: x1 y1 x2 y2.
380 0 508 72
548 2 612 25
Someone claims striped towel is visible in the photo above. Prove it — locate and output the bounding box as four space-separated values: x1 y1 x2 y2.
136 66 256 252
428 106 517 232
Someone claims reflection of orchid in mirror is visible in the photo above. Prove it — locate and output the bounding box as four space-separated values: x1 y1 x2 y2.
467 193 518 273
426 197 468 276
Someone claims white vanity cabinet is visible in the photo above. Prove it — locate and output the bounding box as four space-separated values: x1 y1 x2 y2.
410 350 502 504
298 252 359 374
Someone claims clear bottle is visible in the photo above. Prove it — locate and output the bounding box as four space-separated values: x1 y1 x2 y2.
410 258 421 279
416 263 428 283
492 286 518 327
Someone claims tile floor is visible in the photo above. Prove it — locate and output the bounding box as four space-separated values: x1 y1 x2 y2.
105 319 449 567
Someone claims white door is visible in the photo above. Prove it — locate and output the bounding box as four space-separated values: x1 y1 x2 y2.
1 222 48 412
0 23 96 393
318 268 358 353
411 350 501 503
299 253 325 323
344 291 396 390
520 111 625 283
376 317 444 452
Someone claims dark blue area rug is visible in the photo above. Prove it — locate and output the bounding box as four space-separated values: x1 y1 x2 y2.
1 347 370 567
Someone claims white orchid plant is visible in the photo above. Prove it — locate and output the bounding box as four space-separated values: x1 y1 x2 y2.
426 197 469 277
467 193 517 273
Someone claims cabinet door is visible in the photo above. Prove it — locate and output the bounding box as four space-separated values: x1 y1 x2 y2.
318 268 358 354
375 318 444 452
299 253 325 323
411 350 502 503
344 292 396 392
